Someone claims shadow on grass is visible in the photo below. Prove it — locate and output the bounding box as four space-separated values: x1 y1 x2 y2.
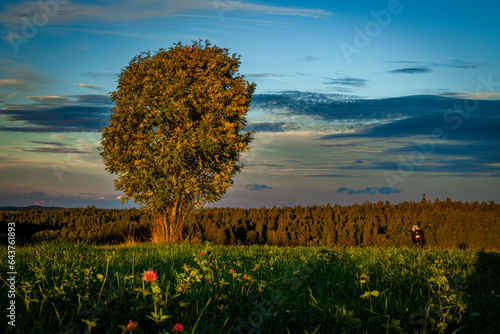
0 221 61 245
463 250 500 333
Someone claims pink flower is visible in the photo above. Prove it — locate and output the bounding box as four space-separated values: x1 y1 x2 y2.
143 270 158 282
173 323 184 332
127 320 139 331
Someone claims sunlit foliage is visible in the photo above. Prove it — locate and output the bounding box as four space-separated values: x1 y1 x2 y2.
100 40 256 242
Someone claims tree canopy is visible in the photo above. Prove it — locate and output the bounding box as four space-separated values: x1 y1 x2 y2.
100 40 256 241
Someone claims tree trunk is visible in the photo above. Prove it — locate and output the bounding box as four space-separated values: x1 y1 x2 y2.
151 203 187 243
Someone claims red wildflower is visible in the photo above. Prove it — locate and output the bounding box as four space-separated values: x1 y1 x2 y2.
173 323 184 332
126 320 138 331
143 270 158 282
230 269 235 274
200 251 205 256
243 274 248 279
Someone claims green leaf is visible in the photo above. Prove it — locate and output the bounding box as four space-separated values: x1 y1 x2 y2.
360 290 380 299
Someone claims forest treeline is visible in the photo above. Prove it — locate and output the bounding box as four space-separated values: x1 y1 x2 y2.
1 197 499 249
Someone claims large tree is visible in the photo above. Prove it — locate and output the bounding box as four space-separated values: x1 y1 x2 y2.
100 40 256 242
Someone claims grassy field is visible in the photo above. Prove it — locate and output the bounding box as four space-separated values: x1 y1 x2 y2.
1 242 499 333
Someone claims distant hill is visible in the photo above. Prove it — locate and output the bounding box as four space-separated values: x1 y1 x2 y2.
0 205 66 212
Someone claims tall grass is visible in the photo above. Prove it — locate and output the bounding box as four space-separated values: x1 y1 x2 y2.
1 242 499 333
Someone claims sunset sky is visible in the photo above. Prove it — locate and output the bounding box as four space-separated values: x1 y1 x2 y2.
1 0 499 208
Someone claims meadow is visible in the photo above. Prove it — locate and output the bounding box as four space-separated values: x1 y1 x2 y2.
1 242 499 334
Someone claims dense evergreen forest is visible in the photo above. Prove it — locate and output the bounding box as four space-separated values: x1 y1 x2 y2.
1 196 499 249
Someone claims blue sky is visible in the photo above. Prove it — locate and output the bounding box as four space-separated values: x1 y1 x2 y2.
0 0 499 208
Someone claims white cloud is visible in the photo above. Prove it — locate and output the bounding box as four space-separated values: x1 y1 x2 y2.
26 95 68 104
74 83 108 92
341 150 383 153
0 60 49 95
235 3 332 18
0 0 332 29
49 134 80 141
0 79 27 89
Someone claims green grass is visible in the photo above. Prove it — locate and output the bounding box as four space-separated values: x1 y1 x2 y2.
1 242 499 333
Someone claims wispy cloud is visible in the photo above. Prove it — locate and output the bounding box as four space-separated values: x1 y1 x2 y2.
25 95 69 104
388 67 432 74
245 73 304 86
23 147 89 154
382 59 486 73
0 94 112 132
246 122 289 132
245 184 273 191
0 79 26 90
22 190 46 197
246 73 289 79
0 0 332 30
307 174 350 178
382 60 421 65
235 3 332 18
323 76 367 87
74 83 108 92
23 139 91 154
310 143 353 148
336 187 401 195
0 60 49 93
286 56 322 63
67 27 153 38
341 150 383 153
437 59 488 69
30 141 69 147
249 91 500 177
